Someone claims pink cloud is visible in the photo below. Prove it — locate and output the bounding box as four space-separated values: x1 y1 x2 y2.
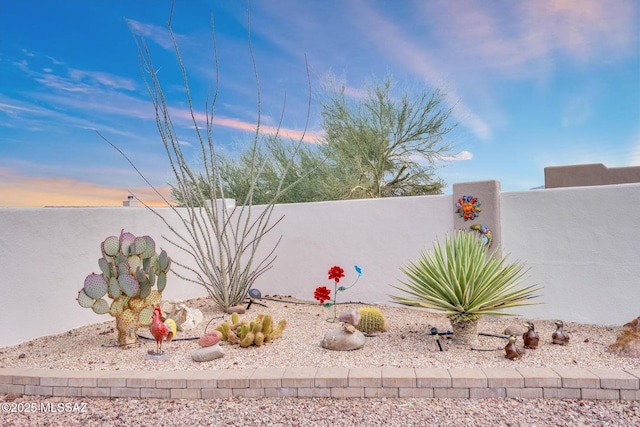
125 19 176 51
352 1 492 140
172 109 324 143
0 167 171 208
427 0 637 74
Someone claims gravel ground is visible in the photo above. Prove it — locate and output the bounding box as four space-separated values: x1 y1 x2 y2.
1 395 639 426
1 296 639 426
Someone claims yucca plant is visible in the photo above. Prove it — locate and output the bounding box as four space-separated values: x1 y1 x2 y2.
391 230 542 347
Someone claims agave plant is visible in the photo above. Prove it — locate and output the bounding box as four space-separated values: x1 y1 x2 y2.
391 230 542 347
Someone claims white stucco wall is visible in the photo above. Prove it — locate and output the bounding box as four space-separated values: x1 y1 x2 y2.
0 207 207 349
0 182 638 347
500 183 640 325
254 194 454 305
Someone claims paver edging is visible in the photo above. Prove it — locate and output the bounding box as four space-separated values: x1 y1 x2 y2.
0 367 638 401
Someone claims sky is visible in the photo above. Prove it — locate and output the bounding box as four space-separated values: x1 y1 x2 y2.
1 0 639 207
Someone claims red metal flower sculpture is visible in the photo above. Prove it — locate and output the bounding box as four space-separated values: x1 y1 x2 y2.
313 265 362 322
328 266 345 283
314 286 331 304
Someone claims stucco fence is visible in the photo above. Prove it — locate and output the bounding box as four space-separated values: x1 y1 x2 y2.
0 181 638 348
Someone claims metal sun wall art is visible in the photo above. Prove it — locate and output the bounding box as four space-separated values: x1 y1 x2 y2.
455 195 481 221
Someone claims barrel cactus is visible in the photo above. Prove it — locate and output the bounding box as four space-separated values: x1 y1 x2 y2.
76 229 171 348
356 307 386 334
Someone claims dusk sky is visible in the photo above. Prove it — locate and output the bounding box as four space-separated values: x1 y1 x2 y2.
1 0 638 207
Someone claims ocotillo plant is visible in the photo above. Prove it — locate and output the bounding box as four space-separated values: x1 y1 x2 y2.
99 2 320 311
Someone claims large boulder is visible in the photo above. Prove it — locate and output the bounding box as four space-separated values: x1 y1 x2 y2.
608 317 640 358
160 300 204 331
321 327 366 351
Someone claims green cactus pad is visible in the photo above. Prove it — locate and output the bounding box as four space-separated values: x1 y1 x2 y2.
109 298 125 316
139 282 151 299
83 273 108 299
158 250 170 271
148 266 156 287
133 236 147 255
117 261 130 276
127 255 142 272
156 272 167 292
98 257 112 279
141 236 156 259
108 277 121 299
114 253 127 266
77 289 95 308
145 290 162 306
92 298 110 315
118 274 139 297
119 230 136 256
102 236 120 257
150 255 160 272
135 266 148 285
138 306 154 326
128 297 146 312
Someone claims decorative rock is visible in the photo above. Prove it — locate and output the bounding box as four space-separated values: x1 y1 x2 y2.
226 305 246 315
191 344 225 362
321 328 366 351
338 309 361 326
608 317 640 358
504 324 526 337
198 330 223 347
160 300 204 331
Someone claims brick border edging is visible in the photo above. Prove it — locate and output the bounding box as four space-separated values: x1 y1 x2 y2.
1 367 639 400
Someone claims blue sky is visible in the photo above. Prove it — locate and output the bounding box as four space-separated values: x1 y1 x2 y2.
1 0 638 207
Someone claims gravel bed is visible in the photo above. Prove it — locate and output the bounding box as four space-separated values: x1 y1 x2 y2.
1 296 638 426
0 297 637 371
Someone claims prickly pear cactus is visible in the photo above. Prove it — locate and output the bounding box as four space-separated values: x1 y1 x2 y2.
76 229 171 348
356 307 386 334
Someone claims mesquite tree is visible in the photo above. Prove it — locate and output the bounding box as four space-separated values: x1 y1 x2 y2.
172 74 458 205
317 75 457 198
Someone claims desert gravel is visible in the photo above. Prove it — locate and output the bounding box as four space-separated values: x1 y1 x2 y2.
1 297 639 426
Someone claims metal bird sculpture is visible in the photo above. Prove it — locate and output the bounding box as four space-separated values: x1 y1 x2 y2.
552 320 570 345
149 306 177 354
504 335 525 360
523 321 539 349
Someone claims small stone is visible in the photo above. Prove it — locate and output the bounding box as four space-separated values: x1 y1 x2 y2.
338 309 361 326
192 344 225 362
504 324 525 336
226 305 246 315
198 331 223 347
321 328 366 351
